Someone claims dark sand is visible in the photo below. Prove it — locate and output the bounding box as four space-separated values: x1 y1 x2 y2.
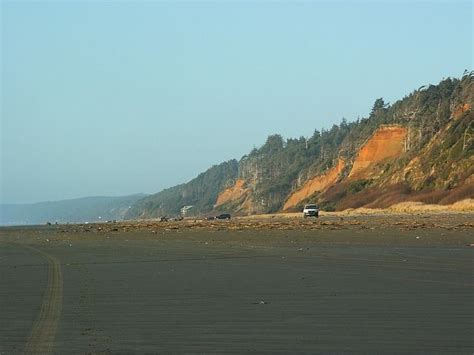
1 214 473 353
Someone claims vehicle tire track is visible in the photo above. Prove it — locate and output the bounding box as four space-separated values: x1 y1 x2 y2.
23 246 63 355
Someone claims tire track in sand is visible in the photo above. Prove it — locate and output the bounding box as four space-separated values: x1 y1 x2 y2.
23 246 63 355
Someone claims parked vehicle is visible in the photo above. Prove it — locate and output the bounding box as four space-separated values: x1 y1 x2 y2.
215 213 231 220
303 204 319 218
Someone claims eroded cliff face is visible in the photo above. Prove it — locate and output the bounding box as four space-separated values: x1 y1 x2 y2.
349 125 407 178
452 103 471 118
282 125 410 210
128 75 473 218
388 103 473 190
283 159 345 210
214 179 249 207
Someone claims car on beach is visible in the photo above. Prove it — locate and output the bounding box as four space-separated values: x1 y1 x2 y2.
215 213 231 220
303 204 319 218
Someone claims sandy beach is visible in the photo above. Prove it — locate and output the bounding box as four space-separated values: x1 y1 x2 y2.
1 213 473 353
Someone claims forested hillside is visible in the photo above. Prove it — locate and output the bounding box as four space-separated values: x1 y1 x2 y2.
126 160 238 218
126 73 473 218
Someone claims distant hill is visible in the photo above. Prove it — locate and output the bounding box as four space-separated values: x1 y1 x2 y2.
125 73 473 218
0 194 147 225
126 160 238 219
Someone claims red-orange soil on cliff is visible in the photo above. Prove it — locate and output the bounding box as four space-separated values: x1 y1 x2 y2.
453 103 471 118
349 125 407 178
215 179 249 207
283 159 345 210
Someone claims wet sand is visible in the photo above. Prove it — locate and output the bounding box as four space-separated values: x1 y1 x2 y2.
1 214 473 353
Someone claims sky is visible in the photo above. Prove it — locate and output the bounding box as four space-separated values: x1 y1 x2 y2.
1 1 472 204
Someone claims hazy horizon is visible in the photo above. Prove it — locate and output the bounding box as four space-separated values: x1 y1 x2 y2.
2 1 472 204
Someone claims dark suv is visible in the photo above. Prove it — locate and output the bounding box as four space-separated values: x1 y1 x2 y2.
215 213 231 220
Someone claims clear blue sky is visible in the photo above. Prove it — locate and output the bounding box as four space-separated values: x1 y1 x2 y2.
1 1 472 204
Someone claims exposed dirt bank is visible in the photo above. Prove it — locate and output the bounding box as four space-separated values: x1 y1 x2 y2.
284 159 345 210
215 179 248 207
349 125 407 178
